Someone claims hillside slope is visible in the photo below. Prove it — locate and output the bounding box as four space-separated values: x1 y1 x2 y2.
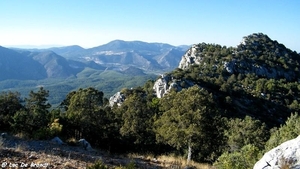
154 33 300 127
0 46 47 80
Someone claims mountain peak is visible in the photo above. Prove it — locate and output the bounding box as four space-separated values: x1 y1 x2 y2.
238 33 283 51
178 33 300 81
121 66 146 75
92 40 174 52
240 33 271 45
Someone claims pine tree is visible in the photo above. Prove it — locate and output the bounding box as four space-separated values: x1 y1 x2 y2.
155 85 225 163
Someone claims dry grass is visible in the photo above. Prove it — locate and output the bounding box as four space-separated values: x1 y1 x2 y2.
14 132 29 139
15 142 28 152
1 135 215 169
157 155 214 169
279 156 295 169
128 153 215 169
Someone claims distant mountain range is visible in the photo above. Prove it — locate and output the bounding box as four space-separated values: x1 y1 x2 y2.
1 40 189 81
0 40 188 104
49 40 189 72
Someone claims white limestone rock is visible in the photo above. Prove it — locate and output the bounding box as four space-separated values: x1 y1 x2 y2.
253 136 300 169
109 92 125 107
153 74 171 98
153 74 194 98
178 45 202 70
223 60 236 74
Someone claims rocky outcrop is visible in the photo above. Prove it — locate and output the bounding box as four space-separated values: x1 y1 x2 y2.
153 74 194 98
177 33 299 81
253 136 300 169
109 92 125 107
153 74 171 98
222 59 295 80
178 45 203 70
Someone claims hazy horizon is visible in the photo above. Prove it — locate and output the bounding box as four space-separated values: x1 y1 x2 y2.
2 39 192 50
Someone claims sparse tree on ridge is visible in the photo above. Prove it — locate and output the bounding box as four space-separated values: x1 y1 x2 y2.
65 87 104 140
119 92 155 145
155 85 225 163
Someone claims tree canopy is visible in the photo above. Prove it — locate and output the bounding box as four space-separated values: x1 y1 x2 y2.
155 86 225 162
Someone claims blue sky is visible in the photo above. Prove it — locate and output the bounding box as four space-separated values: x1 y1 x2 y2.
0 0 299 52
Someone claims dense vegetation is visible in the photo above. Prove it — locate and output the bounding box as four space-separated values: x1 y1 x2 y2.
0 69 156 106
1 33 300 168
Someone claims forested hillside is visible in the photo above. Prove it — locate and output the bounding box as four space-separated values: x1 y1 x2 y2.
1 33 300 168
168 33 300 126
0 40 187 105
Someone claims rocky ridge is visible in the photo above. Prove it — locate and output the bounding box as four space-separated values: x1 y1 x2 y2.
179 33 299 79
153 33 300 98
110 33 300 133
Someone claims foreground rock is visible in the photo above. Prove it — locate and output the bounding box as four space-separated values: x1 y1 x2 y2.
78 138 94 151
254 136 300 169
51 136 65 145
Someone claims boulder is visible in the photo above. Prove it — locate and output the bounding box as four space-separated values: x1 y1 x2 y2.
51 137 65 145
1 132 7 138
78 139 93 151
253 136 300 169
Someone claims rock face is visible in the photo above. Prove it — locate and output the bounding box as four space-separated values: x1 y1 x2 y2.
253 136 300 169
153 74 172 98
153 74 194 98
178 44 203 70
109 92 126 107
